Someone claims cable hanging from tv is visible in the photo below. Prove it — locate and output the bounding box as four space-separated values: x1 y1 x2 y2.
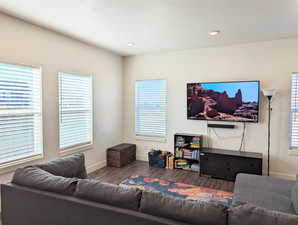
206 121 247 152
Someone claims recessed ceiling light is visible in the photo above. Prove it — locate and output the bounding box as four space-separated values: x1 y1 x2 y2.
128 42 135 47
208 30 220 36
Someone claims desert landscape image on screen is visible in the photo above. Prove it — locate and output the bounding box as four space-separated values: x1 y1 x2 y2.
187 81 259 122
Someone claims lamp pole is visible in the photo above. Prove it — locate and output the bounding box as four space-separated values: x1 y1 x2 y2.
262 88 276 177
267 95 272 176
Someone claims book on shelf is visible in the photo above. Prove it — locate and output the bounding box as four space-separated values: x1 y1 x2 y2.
175 159 188 165
166 154 174 169
174 133 203 171
176 148 200 160
176 136 186 147
175 148 183 158
190 163 200 172
167 154 174 169
175 161 190 169
177 163 200 171
176 165 191 169
190 136 201 148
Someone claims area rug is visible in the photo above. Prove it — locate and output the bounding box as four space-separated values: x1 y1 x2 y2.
120 175 233 206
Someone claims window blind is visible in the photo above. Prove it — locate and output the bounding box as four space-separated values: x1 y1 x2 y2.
59 72 92 150
290 73 298 148
0 63 42 164
135 80 167 137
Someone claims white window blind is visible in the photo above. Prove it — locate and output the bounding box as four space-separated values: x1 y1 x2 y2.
290 73 298 148
59 72 92 150
0 63 42 165
135 80 167 137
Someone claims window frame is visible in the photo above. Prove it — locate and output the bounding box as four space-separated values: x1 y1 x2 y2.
0 61 44 169
290 72 298 151
58 72 93 154
134 79 167 140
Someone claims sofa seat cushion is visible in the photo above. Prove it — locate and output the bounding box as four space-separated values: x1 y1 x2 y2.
233 174 296 214
74 179 142 211
140 190 228 225
35 153 87 179
229 203 298 225
12 166 78 195
292 174 298 214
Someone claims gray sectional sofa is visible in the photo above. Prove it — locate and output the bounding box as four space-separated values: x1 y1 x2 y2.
233 173 297 214
1 153 298 225
230 173 298 225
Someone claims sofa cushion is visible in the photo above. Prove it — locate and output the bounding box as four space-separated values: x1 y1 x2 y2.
229 203 298 225
74 179 142 211
35 153 87 179
233 173 296 214
12 166 78 195
139 190 228 225
292 176 298 214
234 173 295 196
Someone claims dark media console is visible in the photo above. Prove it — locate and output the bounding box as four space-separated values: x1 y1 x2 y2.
200 148 262 181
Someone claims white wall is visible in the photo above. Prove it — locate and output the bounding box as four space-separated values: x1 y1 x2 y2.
123 38 298 179
0 13 123 182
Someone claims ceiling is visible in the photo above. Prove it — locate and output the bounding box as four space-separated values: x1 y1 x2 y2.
0 0 298 56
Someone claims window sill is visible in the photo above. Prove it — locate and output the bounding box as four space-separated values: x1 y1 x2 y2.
60 144 93 157
0 154 44 174
288 149 298 156
135 135 167 143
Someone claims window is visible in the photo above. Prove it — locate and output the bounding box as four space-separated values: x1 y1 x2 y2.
0 62 43 165
59 72 93 150
290 73 298 148
135 80 167 137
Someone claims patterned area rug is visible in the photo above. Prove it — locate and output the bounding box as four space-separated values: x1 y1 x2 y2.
120 175 233 206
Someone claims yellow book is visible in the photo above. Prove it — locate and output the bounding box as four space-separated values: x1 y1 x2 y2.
168 154 174 169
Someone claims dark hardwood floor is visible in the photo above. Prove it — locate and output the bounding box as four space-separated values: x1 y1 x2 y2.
89 160 234 192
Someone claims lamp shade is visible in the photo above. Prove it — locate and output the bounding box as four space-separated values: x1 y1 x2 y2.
262 88 276 97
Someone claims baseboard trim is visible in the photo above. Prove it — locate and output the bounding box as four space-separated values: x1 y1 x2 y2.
137 154 148 161
86 160 106 174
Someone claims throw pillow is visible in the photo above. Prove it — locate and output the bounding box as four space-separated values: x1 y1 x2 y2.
12 166 78 195
35 153 87 179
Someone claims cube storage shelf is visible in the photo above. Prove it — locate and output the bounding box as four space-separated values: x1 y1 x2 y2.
174 133 203 172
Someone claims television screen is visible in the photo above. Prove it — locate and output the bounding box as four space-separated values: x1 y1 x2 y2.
187 81 260 122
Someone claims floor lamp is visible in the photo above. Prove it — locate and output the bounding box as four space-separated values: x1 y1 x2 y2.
262 88 276 176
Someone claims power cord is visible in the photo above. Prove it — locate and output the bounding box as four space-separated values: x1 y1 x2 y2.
206 121 246 151
206 121 210 148
239 122 246 152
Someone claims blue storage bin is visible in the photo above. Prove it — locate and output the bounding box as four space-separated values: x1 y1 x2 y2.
148 151 167 168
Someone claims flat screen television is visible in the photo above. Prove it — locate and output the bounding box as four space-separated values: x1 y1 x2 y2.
187 81 260 123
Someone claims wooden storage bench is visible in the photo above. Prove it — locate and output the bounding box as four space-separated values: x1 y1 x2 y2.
107 143 136 167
